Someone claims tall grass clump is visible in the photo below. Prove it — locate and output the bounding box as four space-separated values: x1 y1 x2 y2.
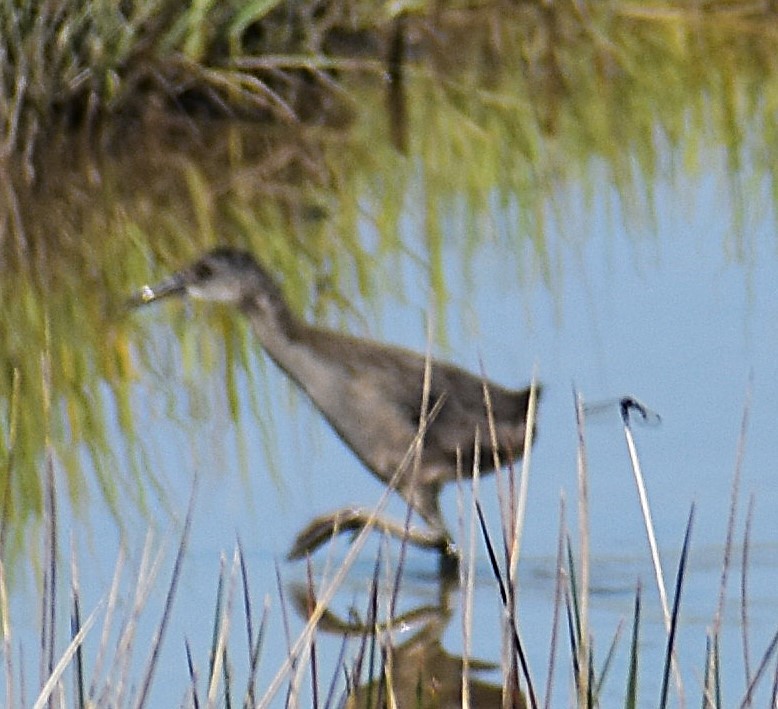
471 385 778 707
0 0 377 168
5 379 778 707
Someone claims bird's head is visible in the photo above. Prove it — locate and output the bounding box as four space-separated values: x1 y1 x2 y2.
130 248 283 310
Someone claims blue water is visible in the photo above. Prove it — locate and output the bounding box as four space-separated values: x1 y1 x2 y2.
8 147 778 707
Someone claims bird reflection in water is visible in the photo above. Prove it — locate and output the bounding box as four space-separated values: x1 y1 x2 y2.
289 574 527 708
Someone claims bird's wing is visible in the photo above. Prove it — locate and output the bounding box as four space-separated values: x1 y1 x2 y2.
423 366 538 468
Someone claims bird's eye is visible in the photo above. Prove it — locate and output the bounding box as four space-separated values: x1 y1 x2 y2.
194 263 213 280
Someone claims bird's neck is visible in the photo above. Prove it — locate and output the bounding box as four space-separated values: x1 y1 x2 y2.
240 295 342 408
239 291 302 347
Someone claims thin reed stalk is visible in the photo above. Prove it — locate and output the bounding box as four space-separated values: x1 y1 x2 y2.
771 661 778 708
594 619 623 699
257 396 447 707
110 530 163 707
573 389 590 705
459 435 480 709
388 335 435 621
320 614 348 709
740 627 778 706
563 538 584 699
244 595 270 706
88 545 126 704
305 557 320 709
236 537 263 706
740 493 756 697
475 499 537 708
542 495 566 709
34 604 103 709
509 373 540 582
659 504 694 709
206 548 241 708
622 422 669 624
185 639 199 709
625 582 641 709
208 554 227 701
69 537 85 709
713 376 752 639
620 408 684 701
274 560 295 706
134 480 197 709
702 633 721 709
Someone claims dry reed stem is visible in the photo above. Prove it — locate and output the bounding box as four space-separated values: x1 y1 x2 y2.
33 603 104 709
740 627 778 706
134 480 196 709
713 375 752 638
542 494 566 709
207 548 241 708
622 417 686 703
88 545 126 702
573 389 590 704
740 493 756 694
509 371 540 583
257 396 446 707
115 530 164 705
460 431 481 709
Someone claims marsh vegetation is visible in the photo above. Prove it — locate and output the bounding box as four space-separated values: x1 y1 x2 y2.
1 0 778 706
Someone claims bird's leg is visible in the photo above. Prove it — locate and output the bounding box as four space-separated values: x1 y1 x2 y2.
287 507 451 560
398 481 460 575
398 482 457 551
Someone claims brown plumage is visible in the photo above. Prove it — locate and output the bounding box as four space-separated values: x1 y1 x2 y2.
131 247 540 560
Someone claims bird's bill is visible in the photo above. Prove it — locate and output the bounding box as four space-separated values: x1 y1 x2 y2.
127 273 186 307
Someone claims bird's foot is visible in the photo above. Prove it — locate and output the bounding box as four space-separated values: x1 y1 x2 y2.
288 507 455 561
287 508 371 560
